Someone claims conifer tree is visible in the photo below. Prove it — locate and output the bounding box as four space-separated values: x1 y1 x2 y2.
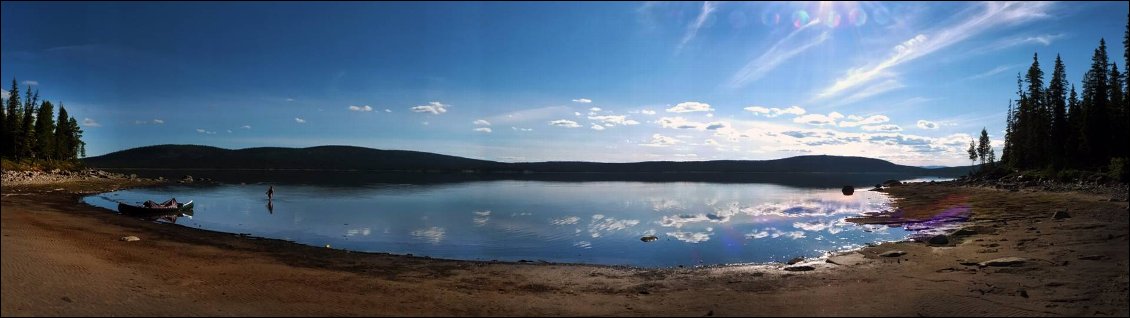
1048 55 1069 168
977 128 992 166
4 79 21 158
33 100 55 160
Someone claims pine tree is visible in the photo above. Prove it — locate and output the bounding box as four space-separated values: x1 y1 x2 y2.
1001 100 1015 165
1111 62 1127 159
4 79 21 158
977 128 992 166
1047 55 1069 168
1019 53 1045 168
33 100 55 160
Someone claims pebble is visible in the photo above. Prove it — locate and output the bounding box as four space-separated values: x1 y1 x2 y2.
120 236 141 242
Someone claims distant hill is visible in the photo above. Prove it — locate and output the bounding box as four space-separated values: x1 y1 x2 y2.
82 144 972 177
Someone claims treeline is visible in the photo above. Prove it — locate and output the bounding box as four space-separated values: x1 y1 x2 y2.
998 13 1129 180
1 78 86 162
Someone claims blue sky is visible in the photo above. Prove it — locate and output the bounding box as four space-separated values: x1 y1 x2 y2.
1 1 1126 166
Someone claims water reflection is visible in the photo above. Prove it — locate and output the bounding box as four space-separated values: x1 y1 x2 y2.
83 180 924 267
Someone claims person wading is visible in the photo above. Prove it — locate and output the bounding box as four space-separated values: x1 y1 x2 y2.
266 185 274 200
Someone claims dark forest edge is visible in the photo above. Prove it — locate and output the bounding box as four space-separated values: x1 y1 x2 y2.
1 78 87 171
964 12 1129 184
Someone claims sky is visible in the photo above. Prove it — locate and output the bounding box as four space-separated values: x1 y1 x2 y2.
1 1 1126 166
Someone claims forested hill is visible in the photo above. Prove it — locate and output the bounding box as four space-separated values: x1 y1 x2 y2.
82 144 970 176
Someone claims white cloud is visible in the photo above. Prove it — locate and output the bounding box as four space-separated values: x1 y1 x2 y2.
473 127 492 133
743 106 806 118
548 119 581 128
286 98 295 102
411 101 449 114
838 115 890 128
677 1 718 51
384 109 392 113
511 126 533 132
195 128 216 134
572 98 592 103
81 118 100 127
640 134 683 147
666 102 714 113
666 230 712 243
588 115 640 126
153 119 164 124
241 125 252 129
21 80 38 86
657 116 729 131
860 124 903 132
793 112 844 126
589 107 602 112
348 105 373 112
640 109 657 115
1 89 9 100
590 124 605 131
294 117 306 124
227 129 233 133
473 119 491 126
916 120 939 129
816 2 1053 100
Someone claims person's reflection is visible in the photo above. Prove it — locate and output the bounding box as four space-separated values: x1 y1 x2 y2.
267 200 274 214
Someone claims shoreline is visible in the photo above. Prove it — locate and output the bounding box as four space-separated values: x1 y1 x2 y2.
3 175 1128 316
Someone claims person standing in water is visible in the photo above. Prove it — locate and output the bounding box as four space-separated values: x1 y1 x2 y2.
266 185 274 200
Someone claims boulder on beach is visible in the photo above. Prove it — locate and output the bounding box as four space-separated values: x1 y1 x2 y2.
783 265 815 271
640 235 659 242
879 250 906 257
1052 209 1070 219
842 186 855 196
978 257 1026 267
927 234 950 246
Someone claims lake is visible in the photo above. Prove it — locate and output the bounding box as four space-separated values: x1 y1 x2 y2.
83 177 945 267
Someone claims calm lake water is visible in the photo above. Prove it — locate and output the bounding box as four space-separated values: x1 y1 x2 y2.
83 179 945 267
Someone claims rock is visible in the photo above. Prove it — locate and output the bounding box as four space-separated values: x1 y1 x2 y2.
640 235 659 242
826 253 870 266
180 175 194 183
978 257 1027 267
879 250 906 257
1051 209 1070 219
951 227 978 236
841 186 855 196
786 257 804 265
783 265 815 271
883 179 902 186
927 234 950 246
120 236 141 242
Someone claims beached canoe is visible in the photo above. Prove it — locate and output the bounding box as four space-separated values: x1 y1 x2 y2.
117 200 194 215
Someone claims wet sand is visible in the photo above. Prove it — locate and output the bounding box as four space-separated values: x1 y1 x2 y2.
2 179 1127 316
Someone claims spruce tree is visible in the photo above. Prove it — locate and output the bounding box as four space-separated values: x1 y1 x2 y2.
977 128 992 166
1048 55 1069 168
967 139 978 169
1111 62 1127 158
53 106 70 160
33 100 55 160
17 86 37 159
1081 39 1111 168
1066 85 1082 167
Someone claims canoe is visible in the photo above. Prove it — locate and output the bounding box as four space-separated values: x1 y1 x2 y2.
117 200 194 215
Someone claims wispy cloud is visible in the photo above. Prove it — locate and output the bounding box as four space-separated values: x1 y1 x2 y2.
81 118 100 127
548 119 581 128
21 80 38 86
678 1 718 51
966 64 1021 80
572 98 592 103
588 115 640 126
860 124 903 132
838 115 890 128
195 128 216 134
666 101 713 113
729 23 829 88
294 117 306 124
348 105 373 112
410 101 449 114
793 112 844 126
473 127 492 133
241 125 252 129
1 89 8 100
473 119 491 126
590 124 606 131
815 2 1054 101
153 119 164 124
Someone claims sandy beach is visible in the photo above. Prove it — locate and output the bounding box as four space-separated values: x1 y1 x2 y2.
2 177 1127 316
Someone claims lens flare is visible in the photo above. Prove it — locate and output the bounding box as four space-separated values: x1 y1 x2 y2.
848 8 868 26
761 11 780 26
824 11 842 28
792 10 810 28
871 6 891 25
